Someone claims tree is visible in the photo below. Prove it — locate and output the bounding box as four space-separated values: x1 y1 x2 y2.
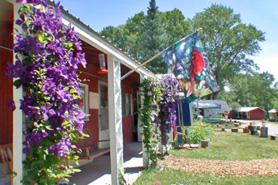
100 1 191 74
137 0 167 73
218 72 278 117
190 4 265 99
100 25 128 51
273 82 278 109
124 12 146 59
161 9 191 47
250 72 277 117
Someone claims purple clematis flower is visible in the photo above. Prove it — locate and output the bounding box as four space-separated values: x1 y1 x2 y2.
7 100 16 111
5 60 26 78
41 104 56 121
10 0 88 162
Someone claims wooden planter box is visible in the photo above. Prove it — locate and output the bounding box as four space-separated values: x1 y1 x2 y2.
260 127 268 137
231 128 238 132
243 128 249 133
201 140 209 148
270 135 276 140
249 126 257 135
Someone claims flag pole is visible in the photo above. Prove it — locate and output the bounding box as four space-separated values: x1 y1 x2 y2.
121 27 203 81
121 52 161 80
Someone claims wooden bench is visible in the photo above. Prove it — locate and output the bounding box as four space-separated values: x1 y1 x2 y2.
0 144 12 174
72 128 111 161
75 139 110 160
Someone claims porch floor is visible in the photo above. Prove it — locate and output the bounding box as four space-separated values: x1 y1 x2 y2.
0 164 11 185
69 142 144 185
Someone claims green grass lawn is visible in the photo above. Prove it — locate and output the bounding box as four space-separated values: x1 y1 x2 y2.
134 131 278 185
170 131 278 161
134 169 278 185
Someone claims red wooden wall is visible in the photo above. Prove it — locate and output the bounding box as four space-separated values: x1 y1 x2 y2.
0 10 140 146
79 41 140 147
122 116 133 144
121 67 140 144
0 2 13 145
78 44 102 149
250 109 265 120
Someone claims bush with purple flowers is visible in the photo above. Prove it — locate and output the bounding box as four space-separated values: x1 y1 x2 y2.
158 76 180 146
6 0 87 184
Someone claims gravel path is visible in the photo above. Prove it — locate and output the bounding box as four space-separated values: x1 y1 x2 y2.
159 156 278 177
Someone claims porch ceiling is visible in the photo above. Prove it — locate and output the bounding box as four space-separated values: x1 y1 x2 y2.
81 40 140 85
0 1 13 22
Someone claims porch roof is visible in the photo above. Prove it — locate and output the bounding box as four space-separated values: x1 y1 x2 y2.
50 0 152 78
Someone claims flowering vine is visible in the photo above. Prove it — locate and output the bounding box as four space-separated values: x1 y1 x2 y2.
158 76 180 146
139 75 181 165
6 0 87 184
138 77 161 168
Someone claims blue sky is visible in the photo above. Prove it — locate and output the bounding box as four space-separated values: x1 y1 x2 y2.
55 0 278 82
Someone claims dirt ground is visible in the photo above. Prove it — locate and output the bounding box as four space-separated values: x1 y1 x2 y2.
159 156 278 177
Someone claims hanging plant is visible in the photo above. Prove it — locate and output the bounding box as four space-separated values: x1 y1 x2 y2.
138 77 161 168
158 75 180 146
6 0 87 184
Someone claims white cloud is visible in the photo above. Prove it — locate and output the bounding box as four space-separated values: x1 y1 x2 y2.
250 42 278 82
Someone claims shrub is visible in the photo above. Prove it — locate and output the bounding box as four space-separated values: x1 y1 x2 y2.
187 121 214 144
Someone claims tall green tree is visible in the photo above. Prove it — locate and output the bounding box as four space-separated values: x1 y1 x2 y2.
161 9 191 48
100 1 191 74
124 12 146 59
190 4 265 99
101 12 146 60
100 25 127 51
219 72 278 116
250 72 277 115
227 73 257 107
273 82 278 109
137 0 167 73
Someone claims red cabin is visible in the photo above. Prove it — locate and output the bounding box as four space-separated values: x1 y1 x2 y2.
237 107 265 120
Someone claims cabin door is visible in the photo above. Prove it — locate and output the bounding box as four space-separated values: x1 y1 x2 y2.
98 82 110 148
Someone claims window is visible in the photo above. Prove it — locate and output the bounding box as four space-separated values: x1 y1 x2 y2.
79 84 89 121
99 83 108 131
122 93 133 116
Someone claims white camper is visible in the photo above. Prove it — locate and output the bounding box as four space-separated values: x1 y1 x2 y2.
192 100 230 118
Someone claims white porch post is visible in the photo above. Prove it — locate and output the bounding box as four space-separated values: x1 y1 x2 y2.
139 76 148 168
108 55 124 185
13 88 23 185
13 3 24 185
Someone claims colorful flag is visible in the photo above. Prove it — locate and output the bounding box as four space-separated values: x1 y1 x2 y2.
161 32 219 103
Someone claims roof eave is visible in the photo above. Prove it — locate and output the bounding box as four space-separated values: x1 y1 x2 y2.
48 0 152 77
